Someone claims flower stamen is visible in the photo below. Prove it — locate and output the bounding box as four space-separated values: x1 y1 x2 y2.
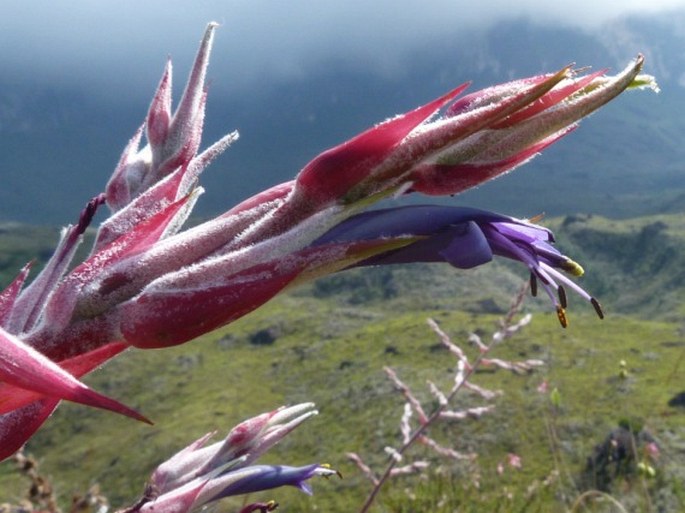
556 305 569 328
539 262 604 320
591 297 605 319
558 284 568 309
529 273 538 297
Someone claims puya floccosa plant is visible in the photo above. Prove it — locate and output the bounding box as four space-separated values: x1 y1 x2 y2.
0 20 657 510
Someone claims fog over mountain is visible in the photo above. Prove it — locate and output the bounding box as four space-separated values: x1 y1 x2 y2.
1 4 685 224
2 0 684 94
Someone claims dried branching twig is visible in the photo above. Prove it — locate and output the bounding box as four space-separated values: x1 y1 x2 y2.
354 284 542 513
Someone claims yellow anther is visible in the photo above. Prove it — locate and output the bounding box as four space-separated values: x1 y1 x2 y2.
556 306 568 328
320 463 343 479
562 258 584 277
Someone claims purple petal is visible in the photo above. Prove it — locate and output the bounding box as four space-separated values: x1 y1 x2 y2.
314 205 506 243
208 464 324 500
313 205 601 322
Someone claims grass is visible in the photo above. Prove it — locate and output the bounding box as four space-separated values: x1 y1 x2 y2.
0 213 684 511
1 290 682 512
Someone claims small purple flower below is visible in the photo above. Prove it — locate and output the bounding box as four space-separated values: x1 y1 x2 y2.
126 403 339 513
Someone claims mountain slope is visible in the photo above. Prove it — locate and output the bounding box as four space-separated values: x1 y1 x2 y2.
1 14 684 224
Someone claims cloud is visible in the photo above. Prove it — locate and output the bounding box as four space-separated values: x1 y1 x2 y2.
1 0 684 97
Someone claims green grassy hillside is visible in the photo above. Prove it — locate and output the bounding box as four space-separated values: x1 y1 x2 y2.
0 213 684 512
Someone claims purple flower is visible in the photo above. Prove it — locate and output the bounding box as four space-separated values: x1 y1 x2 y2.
0 20 657 458
132 404 338 513
151 403 319 493
138 465 337 513
314 205 604 326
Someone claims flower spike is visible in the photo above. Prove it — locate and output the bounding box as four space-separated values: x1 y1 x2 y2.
315 205 605 324
151 403 318 494
0 20 656 460
139 404 332 513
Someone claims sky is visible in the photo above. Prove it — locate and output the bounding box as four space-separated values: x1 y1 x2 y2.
2 0 685 98
1 0 684 225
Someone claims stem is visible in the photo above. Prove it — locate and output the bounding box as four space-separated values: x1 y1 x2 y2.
358 283 527 513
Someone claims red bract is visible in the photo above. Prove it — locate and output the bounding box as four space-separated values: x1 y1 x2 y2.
295 83 470 209
0 263 31 326
0 342 127 413
0 21 658 459
0 327 147 422
117 236 414 349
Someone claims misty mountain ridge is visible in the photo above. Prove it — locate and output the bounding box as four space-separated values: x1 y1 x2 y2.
1 14 684 225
